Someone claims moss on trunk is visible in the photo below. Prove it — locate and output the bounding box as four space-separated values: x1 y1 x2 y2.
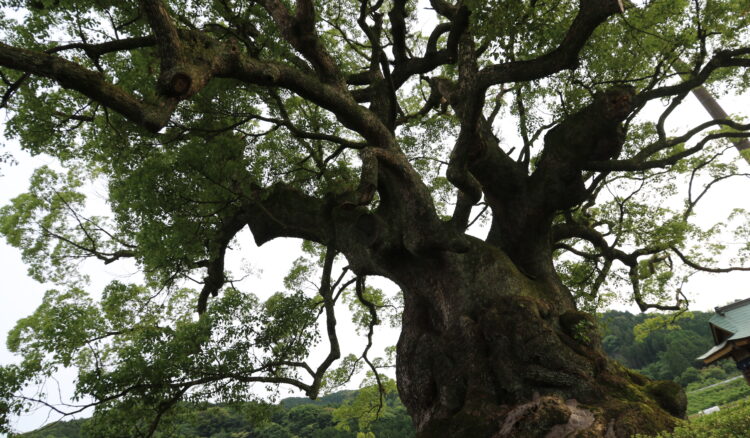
390 240 684 437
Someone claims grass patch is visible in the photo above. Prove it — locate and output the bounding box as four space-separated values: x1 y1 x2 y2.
638 400 750 438
686 377 750 415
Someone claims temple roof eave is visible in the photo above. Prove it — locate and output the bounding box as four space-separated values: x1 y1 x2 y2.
697 336 750 364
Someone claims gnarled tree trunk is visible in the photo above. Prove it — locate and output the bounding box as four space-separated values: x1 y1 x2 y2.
321 85 690 438
388 239 686 437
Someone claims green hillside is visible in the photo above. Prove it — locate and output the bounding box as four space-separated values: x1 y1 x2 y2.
686 376 750 415
599 310 740 385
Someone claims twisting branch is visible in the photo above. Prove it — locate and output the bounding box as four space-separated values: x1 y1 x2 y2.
638 48 750 103
586 130 750 172
306 245 343 398
260 0 344 85
396 80 442 126
196 213 248 314
355 276 385 417
477 0 624 89
352 6 468 102
628 264 685 312
553 215 685 311
671 247 750 274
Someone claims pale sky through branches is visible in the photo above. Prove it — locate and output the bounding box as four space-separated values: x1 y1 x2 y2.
2 90 750 435
1 0 750 432
0 117 401 434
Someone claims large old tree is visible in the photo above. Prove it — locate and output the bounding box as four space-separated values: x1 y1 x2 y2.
1 0 750 436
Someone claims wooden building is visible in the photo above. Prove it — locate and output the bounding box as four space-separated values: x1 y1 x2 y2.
697 297 750 385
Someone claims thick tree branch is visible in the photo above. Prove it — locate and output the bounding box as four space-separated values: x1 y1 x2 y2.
196 214 247 314
139 0 183 74
259 0 344 85
0 42 178 132
242 184 330 247
477 0 623 88
530 86 635 215
389 0 408 63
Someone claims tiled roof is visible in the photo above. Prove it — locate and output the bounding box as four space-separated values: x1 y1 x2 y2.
697 297 750 363
709 297 750 342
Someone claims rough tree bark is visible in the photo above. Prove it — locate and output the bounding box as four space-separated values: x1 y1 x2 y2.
391 241 685 438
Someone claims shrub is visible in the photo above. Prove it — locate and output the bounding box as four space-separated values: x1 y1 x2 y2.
639 400 750 438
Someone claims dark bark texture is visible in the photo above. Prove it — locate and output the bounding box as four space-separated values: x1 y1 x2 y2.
389 240 685 437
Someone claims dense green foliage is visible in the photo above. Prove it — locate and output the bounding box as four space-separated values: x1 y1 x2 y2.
14 389 415 438
639 400 750 438
600 310 739 383
686 377 750 415
16 420 83 438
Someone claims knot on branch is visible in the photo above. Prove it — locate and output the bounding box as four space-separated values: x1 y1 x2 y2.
533 86 636 211
597 85 636 122
166 71 192 96
156 31 227 99
159 62 212 99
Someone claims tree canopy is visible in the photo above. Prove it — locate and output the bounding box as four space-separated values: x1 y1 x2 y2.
1 0 750 436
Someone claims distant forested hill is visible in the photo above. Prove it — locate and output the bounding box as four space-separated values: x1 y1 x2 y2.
600 310 738 385
15 310 736 437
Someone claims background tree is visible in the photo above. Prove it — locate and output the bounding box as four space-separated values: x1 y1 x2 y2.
1 0 750 437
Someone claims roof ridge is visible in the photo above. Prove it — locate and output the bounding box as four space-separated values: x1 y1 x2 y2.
716 296 750 314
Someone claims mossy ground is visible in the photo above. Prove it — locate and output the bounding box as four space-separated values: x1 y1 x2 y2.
580 361 683 437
